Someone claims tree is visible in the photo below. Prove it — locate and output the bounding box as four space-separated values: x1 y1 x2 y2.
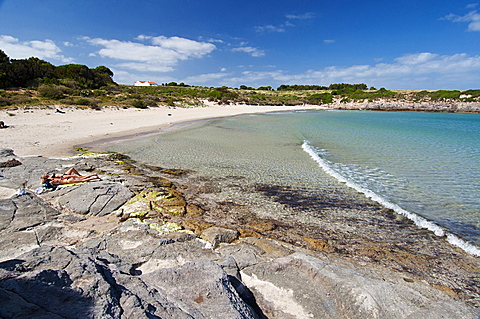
94 66 113 77
329 83 368 90
0 50 9 64
257 86 272 91
0 50 10 88
6 57 56 87
57 64 113 89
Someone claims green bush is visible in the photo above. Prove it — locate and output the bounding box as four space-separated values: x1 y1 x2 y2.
307 93 333 105
207 90 223 100
462 89 480 98
8 94 31 104
428 90 461 100
131 99 147 109
74 98 92 106
0 97 9 106
38 84 67 99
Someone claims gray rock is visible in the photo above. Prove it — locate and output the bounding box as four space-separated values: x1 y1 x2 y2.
0 194 62 261
77 221 219 275
0 149 15 157
240 252 478 319
50 181 133 216
202 226 239 246
0 245 262 319
1 194 60 232
141 259 261 319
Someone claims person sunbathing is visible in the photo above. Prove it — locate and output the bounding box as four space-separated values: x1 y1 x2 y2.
41 168 101 187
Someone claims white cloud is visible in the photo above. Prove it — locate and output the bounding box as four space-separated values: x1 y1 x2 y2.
232 46 265 57
183 72 230 84
443 10 480 31
150 36 215 57
85 35 216 72
394 52 437 65
286 12 315 20
135 35 152 41
0 35 73 62
255 25 286 33
323 39 336 44
255 12 314 34
223 52 480 89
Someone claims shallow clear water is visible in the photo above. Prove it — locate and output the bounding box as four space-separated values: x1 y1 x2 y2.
102 110 480 255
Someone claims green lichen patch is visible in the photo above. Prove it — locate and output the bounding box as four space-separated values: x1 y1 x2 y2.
149 222 182 234
76 151 115 157
126 190 169 204
129 211 148 218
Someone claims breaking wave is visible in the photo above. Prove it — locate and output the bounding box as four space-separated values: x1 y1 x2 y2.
302 140 480 257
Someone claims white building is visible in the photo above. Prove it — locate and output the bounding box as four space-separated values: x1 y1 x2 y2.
134 81 159 86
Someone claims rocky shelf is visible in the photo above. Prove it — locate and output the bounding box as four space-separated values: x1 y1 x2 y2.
0 149 478 318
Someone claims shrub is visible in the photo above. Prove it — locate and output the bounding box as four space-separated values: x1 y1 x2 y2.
428 90 461 101
38 84 67 99
0 97 9 106
307 93 333 105
131 99 147 109
207 90 223 100
74 98 93 106
9 94 31 105
462 89 480 98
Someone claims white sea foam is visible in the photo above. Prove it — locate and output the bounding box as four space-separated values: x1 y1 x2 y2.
302 140 480 257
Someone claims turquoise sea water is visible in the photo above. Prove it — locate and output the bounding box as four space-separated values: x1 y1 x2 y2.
103 110 480 256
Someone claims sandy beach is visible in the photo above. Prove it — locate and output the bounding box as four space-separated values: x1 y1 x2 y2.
0 103 320 158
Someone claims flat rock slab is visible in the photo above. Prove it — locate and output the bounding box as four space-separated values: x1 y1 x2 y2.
0 245 260 319
0 186 16 199
44 181 134 216
240 252 477 319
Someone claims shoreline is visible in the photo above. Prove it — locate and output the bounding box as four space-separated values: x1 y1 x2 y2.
0 103 325 158
1 151 478 316
1 104 480 312
1 100 478 158
93 107 480 257
2 102 479 258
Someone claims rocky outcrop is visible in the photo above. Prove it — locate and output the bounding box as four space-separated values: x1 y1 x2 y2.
328 100 480 113
241 253 475 319
0 245 260 319
0 150 478 318
42 181 134 216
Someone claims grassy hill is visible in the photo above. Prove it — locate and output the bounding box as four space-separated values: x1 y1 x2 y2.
2 84 480 110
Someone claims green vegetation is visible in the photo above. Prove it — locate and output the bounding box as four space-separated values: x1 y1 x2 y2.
277 83 368 91
1 50 479 110
2 83 479 110
0 50 115 107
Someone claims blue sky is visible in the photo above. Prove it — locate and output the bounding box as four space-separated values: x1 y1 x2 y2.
0 0 479 90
